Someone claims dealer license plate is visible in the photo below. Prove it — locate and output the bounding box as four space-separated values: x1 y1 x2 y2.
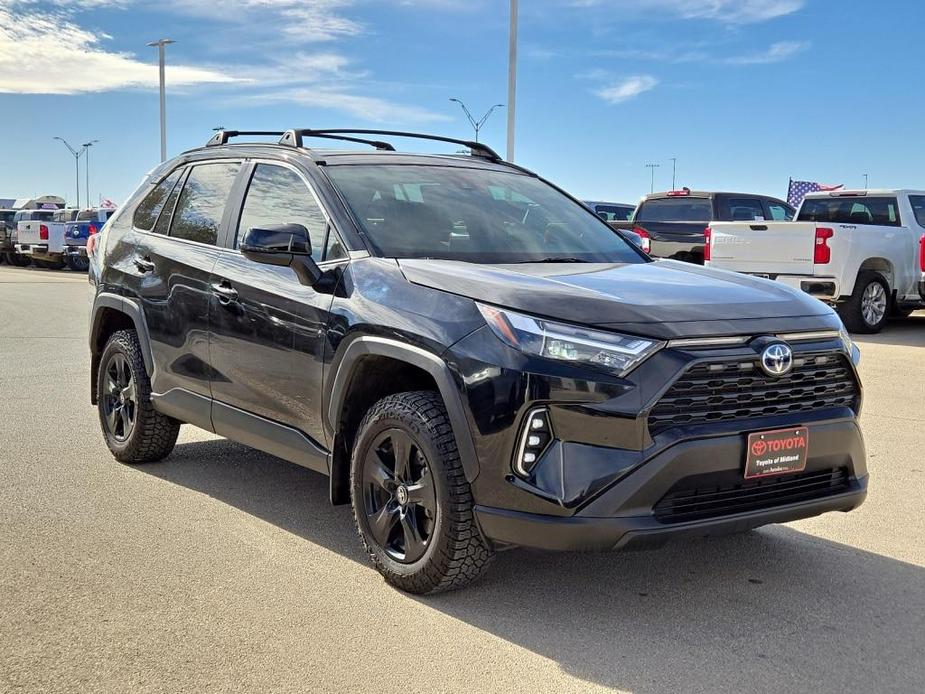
744 427 809 479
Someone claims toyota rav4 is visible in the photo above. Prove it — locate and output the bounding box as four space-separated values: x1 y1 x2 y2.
88 129 868 593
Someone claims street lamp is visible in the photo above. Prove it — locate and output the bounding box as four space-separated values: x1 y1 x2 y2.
147 38 175 162
507 0 518 162
449 98 505 143
645 163 660 194
863 173 869 189
53 137 84 207
82 140 100 208
670 157 678 190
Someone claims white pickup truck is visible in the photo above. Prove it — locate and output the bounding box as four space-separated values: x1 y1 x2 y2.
15 208 80 270
706 189 925 333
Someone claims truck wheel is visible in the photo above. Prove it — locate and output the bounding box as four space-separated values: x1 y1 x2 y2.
67 255 90 272
351 391 494 594
9 253 30 267
97 330 180 463
838 271 890 334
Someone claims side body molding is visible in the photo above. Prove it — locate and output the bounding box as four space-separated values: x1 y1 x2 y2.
327 336 481 482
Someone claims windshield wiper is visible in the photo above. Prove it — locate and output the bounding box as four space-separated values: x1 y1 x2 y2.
516 257 591 264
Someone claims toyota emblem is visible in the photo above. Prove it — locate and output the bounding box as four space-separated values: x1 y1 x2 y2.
760 343 793 377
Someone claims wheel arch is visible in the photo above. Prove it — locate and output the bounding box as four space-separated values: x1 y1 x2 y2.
89 293 154 404
844 258 894 298
326 336 480 505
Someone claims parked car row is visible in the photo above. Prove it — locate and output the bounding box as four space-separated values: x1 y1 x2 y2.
0 206 115 271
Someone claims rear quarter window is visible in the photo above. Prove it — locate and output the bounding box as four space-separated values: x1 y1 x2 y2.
908 196 925 228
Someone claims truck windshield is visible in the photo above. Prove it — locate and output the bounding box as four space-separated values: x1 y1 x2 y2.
0 211 14 224
636 197 713 223
798 197 901 227
325 164 645 264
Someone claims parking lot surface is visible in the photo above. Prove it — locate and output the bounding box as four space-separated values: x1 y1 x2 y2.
1 265 923 693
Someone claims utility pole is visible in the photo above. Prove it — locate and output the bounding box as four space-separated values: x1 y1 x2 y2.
53 137 84 207
506 0 518 162
670 157 677 190
147 39 175 162
449 99 504 143
863 173 869 190
645 163 660 194
82 140 99 208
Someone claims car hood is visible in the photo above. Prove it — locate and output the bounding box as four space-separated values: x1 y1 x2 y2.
398 259 839 340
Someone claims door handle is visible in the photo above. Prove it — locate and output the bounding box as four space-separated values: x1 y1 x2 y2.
211 281 239 304
133 255 156 273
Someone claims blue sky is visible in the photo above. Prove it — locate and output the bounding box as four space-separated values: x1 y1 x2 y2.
1 0 922 207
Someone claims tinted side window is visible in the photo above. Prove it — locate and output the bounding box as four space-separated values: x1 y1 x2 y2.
767 201 794 221
134 169 183 231
236 164 328 261
169 163 240 245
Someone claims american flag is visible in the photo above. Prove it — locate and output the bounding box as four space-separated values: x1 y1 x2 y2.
787 179 844 208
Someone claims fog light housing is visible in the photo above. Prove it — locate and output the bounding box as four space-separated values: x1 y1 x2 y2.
514 408 553 477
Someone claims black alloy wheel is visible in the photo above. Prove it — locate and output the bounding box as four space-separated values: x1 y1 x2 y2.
102 352 137 442
362 428 437 563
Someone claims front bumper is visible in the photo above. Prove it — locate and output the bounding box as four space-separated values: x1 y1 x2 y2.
474 417 867 551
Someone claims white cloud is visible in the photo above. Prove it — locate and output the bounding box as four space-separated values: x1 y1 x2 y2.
725 40 809 64
0 6 239 94
254 88 451 123
595 75 658 104
572 0 803 24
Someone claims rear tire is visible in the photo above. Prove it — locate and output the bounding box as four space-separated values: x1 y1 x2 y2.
67 255 89 272
837 271 889 334
10 253 31 267
351 391 494 594
97 329 180 463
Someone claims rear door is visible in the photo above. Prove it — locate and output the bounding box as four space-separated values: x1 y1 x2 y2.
126 160 242 405
208 161 342 445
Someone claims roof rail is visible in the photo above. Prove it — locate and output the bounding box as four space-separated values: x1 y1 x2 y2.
205 128 503 161
282 129 502 161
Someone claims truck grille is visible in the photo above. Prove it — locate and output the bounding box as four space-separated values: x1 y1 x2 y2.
648 352 858 434
653 467 851 524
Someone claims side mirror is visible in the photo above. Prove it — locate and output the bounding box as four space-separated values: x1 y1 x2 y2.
240 224 322 287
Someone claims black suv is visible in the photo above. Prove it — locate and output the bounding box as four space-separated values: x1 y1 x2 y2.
89 129 867 593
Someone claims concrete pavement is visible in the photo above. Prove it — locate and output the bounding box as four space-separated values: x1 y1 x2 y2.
1 264 923 693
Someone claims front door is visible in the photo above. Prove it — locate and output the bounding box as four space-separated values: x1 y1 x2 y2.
208 162 340 446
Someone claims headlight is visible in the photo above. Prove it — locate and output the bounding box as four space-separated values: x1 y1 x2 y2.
838 324 861 366
477 303 664 377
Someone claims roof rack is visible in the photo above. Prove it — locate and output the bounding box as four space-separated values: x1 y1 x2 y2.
205 130 285 146
281 129 502 161
205 128 503 161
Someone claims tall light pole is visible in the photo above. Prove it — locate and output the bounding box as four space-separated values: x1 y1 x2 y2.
147 38 175 162
863 173 869 189
645 163 660 194
449 99 504 143
506 0 518 162
670 157 677 189
53 137 84 207
82 140 99 208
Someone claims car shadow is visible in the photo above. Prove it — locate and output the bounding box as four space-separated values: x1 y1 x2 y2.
137 438 925 693
854 313 925 349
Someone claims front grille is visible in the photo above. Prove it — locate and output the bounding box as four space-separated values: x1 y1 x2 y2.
653 467 851 524
648 351 858 434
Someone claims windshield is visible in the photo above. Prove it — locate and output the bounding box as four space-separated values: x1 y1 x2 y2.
0 211 14 224
325 164 645 263
592 204 634 222
636 197 713 223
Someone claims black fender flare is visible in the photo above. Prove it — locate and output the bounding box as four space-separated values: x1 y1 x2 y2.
90 292 156 377
326 336 480 483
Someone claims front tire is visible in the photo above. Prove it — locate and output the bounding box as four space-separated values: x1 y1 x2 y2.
838 271 890 334
97 330 180 463
351 391 494 594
